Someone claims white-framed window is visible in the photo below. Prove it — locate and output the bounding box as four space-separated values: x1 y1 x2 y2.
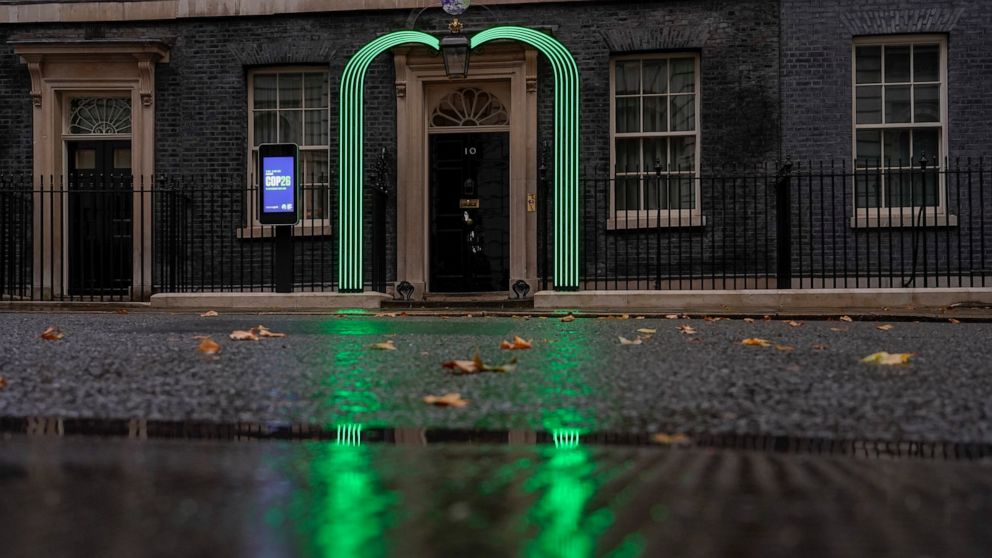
852 35 947 212
610 53 701 222
248 67 330 225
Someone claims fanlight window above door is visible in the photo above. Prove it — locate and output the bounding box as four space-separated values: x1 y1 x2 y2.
68 97 132 135
431 87 509 128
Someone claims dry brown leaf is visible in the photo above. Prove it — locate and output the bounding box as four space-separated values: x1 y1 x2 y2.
665 314 679 320
743 318 756 324
442 359 478 374
200 310 219 317
948 318 961 324
229 330 259 341
370 340 397 351
637 328 657 335
635 316 646 320
763 315 772 321
876 324 895 331
0 377 7 390
115 308 129 315
703 316 724 322
785 320 803 328
40 326 64 341
652 433 691 446
861 352 913 365
678 324 697 335
839 315 854 323
618 336 643 345
252 325 287 338
197 337 221 354
444 350 517 374
423 393 469 408
775 344 796 352
374 312 398 318
741 338 771 347
500 336 532 350
830 327 847 333
559 314 576 322
812 344 829 350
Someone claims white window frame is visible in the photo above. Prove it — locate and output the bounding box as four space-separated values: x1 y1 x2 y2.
244 66 331 236
851 35 950 223
608 52 703 229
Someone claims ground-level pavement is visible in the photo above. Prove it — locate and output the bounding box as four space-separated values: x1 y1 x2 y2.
1 311 991 443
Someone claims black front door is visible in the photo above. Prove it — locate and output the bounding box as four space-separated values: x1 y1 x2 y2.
429 132 510 293
67 141 133 296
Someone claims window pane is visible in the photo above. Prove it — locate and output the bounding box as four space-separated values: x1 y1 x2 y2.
304 73 329 108
670 95 695 131
670 58 695 93
643 59 667 94
671 174 694 209
302 150 329 219
914 44 940 82
253 111 277 145
855 173 880 208
253 75 277 110
615 138 640 173
670 136 695 171
884 85 911 123
914 128 939 162
645 175 661 210
643 137 667 172
616 97 640 133
304 110 328 146
886 169 914 208
279 74 302 109
883 129 911 165
643 96 667 132
914 84 940 123
615 61 639 95
855 46 882 84
855 86 882 124
279 111 302 144
615 177 640 210
884 45 911 82
855 130 881 167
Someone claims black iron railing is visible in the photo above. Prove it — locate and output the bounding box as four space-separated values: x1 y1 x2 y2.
538 158 991 291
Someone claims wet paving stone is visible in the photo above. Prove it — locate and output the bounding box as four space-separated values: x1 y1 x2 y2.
2 434 992 558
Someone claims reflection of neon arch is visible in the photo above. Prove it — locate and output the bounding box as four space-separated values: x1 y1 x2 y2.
337 26 580 292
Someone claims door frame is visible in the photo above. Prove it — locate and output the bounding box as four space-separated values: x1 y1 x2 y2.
393 44 538 298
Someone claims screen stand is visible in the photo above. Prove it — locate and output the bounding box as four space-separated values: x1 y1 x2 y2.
274 225 294 293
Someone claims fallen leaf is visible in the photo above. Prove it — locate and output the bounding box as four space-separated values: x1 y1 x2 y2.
115 308 129 315
861 352 913 365
618 336 643 345
830 327 847 333
198 337 221 354
423 393 468 408
785 320 803 328
948 318 961 324
200 310 219 317
370 340 397 351
763 315 772 321
374 312 398 318
252 325 287 338
444 350 517 374
635 316 645 320
229 330 259 341
775 344 796 352
876 324 894 331
743 318 756 324
637 328 657 335
0 377 7 390
500 336 533 350
665 314 679 320
442 359 478 373
839 315 854 323
652 433 691 446
741 338 771 347
40 326 64 341
703 316 724 322
559 314 575 322
678 324 697 335
812 344 829 350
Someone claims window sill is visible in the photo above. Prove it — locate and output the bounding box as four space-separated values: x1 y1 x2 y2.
850 214 958 229
607 215 707 230
236 224 334 239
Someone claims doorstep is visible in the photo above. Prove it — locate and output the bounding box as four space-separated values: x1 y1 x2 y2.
533 288 992 313
150 292 390 310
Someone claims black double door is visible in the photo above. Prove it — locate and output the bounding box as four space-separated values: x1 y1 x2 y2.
67 141 133 296
429 133 510 293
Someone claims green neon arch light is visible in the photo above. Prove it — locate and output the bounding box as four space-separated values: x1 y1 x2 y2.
337 26 579 292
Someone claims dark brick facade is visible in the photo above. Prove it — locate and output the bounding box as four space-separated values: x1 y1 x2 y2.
1 0 989 293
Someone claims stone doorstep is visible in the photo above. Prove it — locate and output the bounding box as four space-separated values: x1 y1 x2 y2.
533 288 992 312
150 292 390 310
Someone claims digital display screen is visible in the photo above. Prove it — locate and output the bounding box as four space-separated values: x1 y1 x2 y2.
261 156 295 214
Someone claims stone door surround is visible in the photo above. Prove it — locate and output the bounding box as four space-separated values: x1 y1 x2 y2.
393 43 538 299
